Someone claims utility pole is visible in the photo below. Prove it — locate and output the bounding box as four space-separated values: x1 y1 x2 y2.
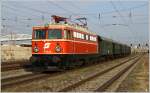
10 32 12 45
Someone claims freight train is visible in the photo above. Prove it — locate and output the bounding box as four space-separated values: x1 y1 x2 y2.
30 15 131 69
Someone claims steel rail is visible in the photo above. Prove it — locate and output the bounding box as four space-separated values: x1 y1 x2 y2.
95 55 143 91
58 55 139 92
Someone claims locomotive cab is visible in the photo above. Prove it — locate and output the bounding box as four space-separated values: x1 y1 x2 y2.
31 25 76 68
33 28 62 53
32 27 74 54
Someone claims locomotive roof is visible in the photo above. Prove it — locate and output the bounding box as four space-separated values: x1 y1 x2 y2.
33 23 97 35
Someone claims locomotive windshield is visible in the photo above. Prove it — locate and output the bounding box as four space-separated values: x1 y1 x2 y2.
34 29 46 39
48 29 62 39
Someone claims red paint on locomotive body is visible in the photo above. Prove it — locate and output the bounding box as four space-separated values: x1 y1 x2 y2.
32 24 98 55
32 40 98 54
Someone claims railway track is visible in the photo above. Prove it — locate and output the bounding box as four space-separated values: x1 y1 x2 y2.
1 71 62 89
1 61 30 72
94 56 142 92
2 61 28 65
1 55 137 91
58 55 142 92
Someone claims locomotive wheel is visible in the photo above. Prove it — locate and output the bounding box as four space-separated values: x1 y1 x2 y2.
78 59 85 67
57 61 69 70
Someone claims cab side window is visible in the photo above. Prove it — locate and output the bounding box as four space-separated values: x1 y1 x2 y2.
67 30 72 39
64 30 72 39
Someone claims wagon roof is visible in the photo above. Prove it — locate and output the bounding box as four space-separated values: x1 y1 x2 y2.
99 36 129 46
100 36 114 42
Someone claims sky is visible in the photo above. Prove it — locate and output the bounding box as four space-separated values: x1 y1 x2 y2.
1 0 149 46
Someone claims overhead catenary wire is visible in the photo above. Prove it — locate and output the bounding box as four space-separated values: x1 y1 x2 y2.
109 1 144 46
3 1 51 15
2 1 148 22
2 1 148 25
47 1 100 33
2 3 51 24
110 1 132 30
68 2 119 33
4 1 147 17
47 0 75 14
3 1 147 32
64 1 112 33
2 1 148 37
2 4 37 18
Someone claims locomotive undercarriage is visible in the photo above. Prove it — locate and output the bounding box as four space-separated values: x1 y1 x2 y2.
30 54 101 69
30 53 129 70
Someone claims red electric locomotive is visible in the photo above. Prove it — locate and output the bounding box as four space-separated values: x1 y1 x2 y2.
30 15 99 69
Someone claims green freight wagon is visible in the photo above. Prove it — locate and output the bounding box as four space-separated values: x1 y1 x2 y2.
97 35 131 58
113 42 123 57
98 36 113 56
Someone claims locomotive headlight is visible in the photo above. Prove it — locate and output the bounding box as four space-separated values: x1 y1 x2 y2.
34 47 39 53
55 45 61 52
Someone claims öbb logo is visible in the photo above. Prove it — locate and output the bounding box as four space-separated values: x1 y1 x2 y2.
44 43 51 49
